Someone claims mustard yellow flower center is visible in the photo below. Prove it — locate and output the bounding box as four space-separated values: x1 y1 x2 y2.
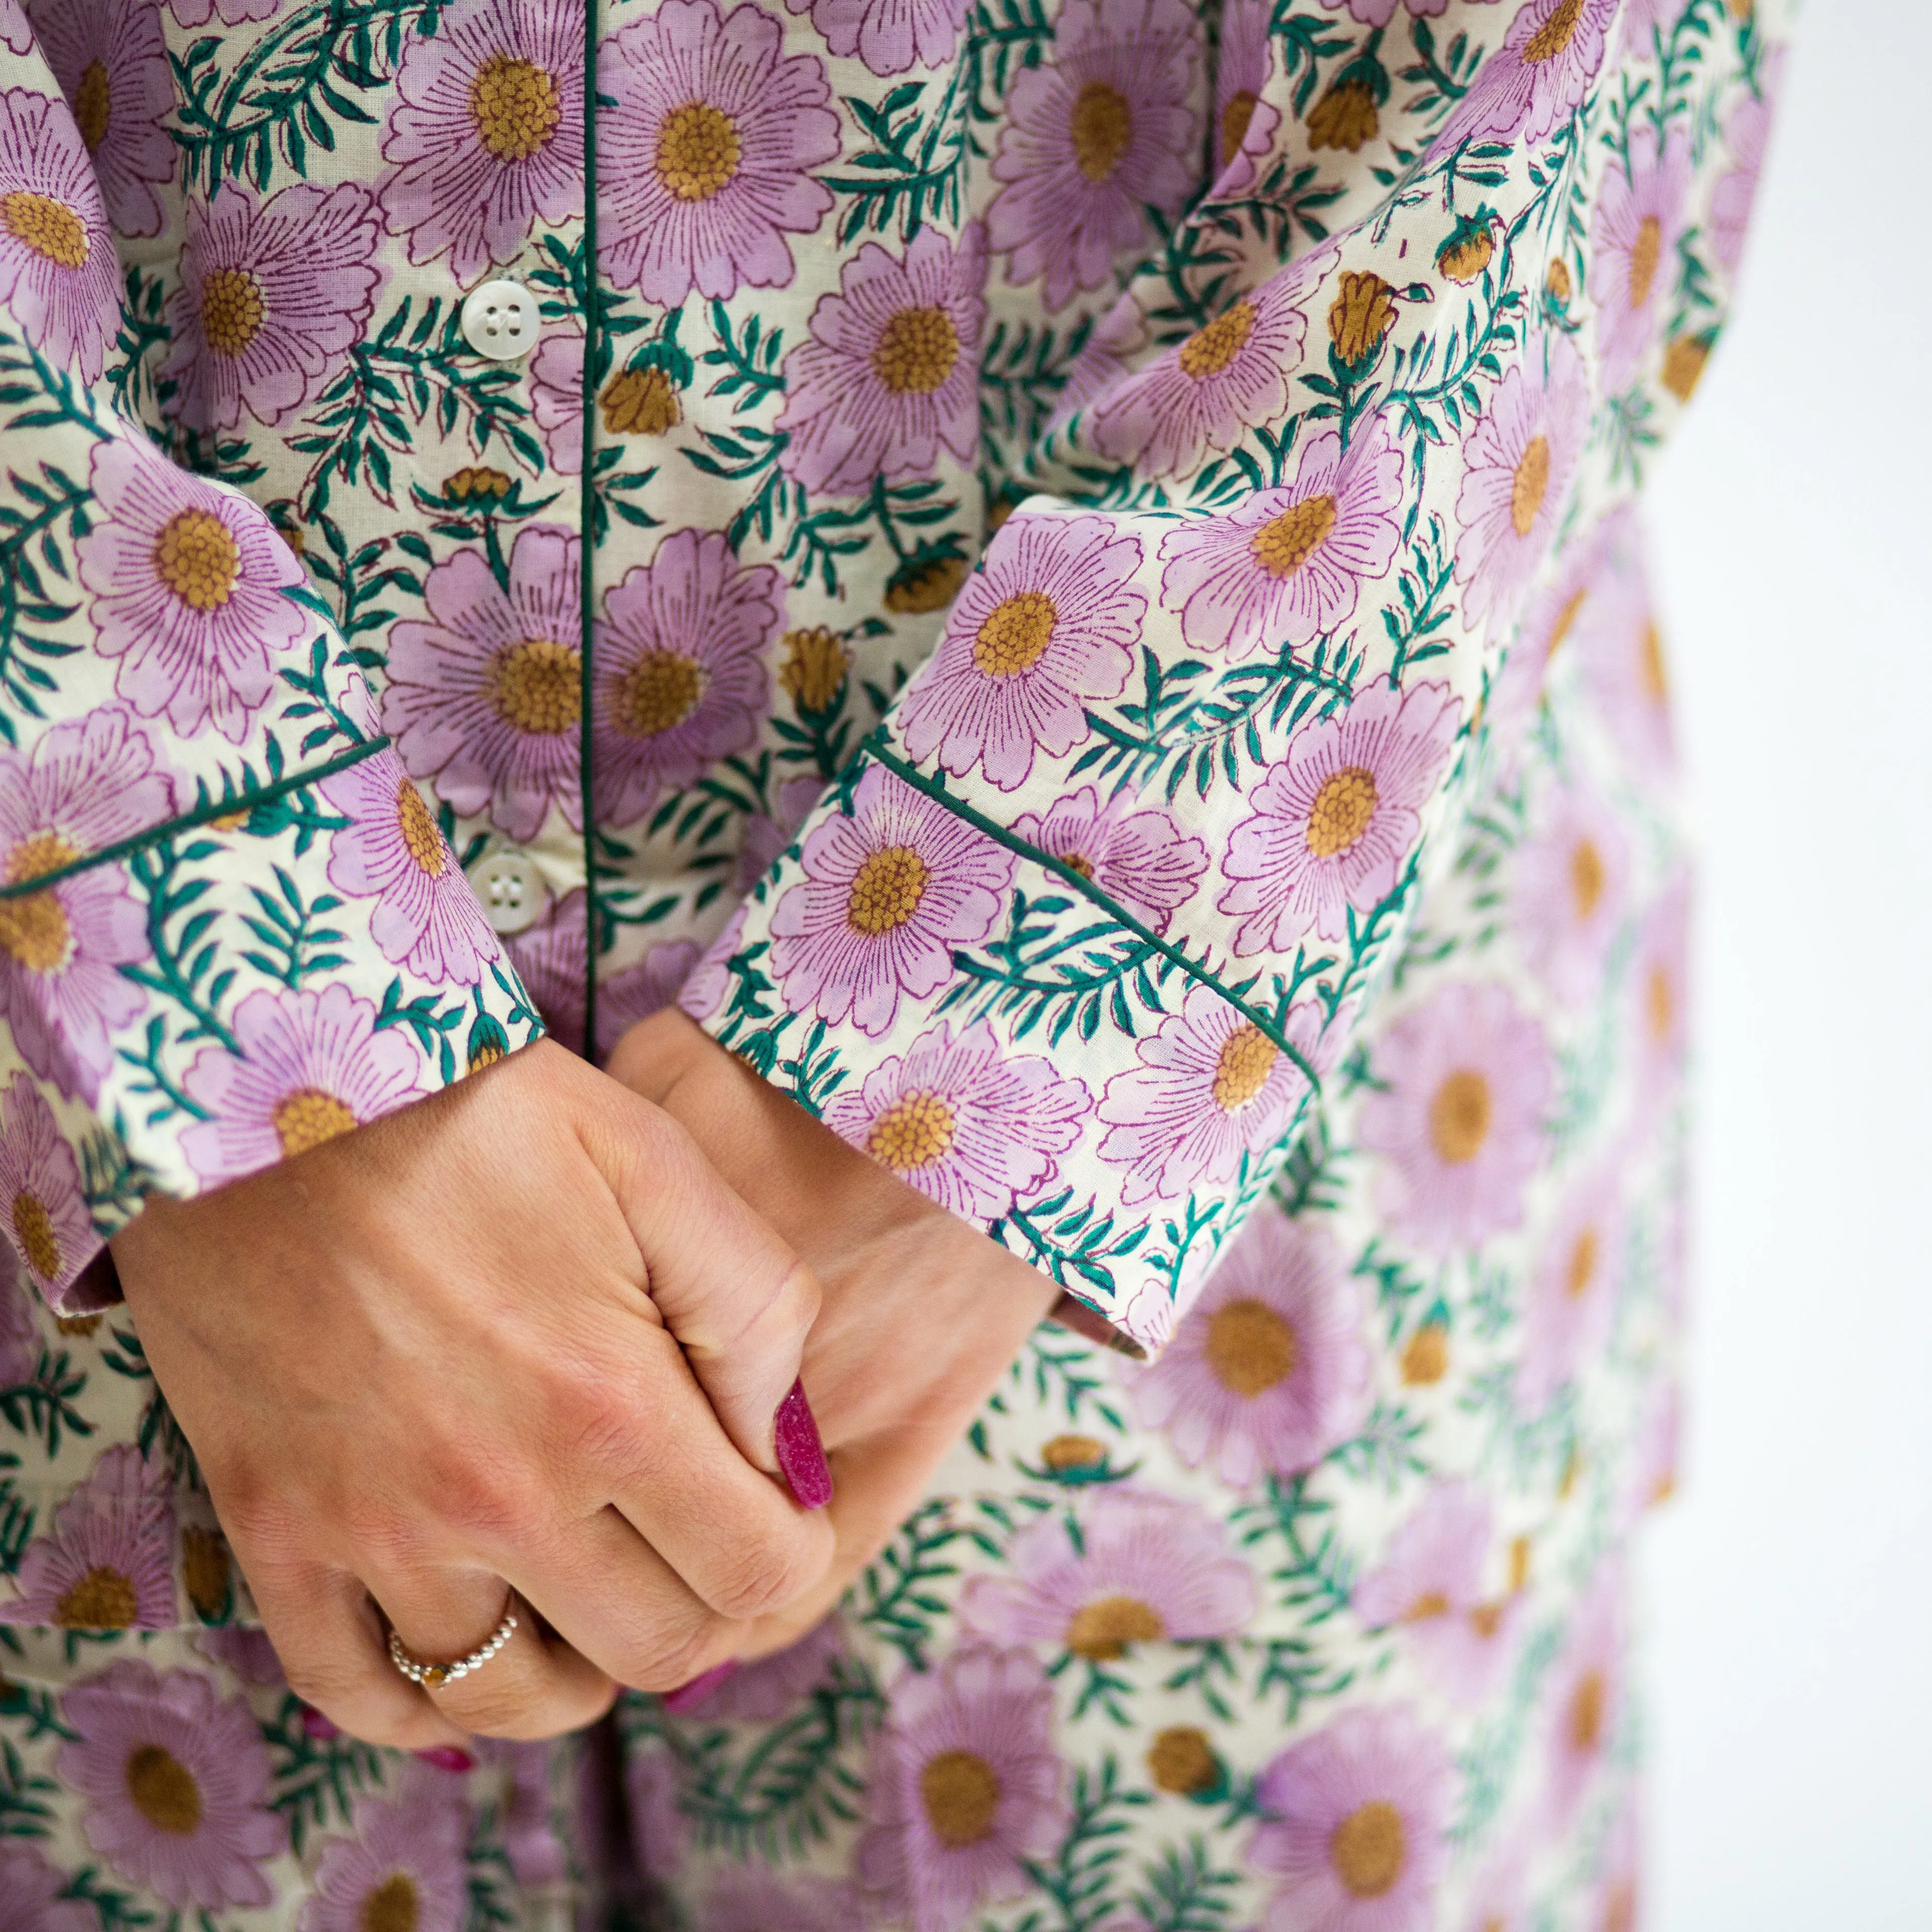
55 1566 139 1630
866 1090 956 1173
1 191 88 269
181 1527 231 1619
872 305 960 396
1148 1726 1219 1795
1332 1800 1406 1898
487 638 582 735
613 649 704 738
972 591 1057 678
1062 852 1094 879
1066 1594 1165 1659
1069 81 1133 182
655 100 740 201
200 267 266 359
1179 300 1256 380
1428 1069 1491 1164
601 366 681 436
1627 215 1664 312
1211 1023 1277 1111
0 832 82 974
1251 494 1338 579
271 1087 358 1157
396 779 445 877
1400 1321 1448 1385
1402 1590 1451 1623
1640 621 1668 702
1220 89 1257 162
1661 335 1710 402
74 60 111 153
919 1749 1001 1848
846 845 928 936
125 1745 202 1836
1545 586 1587 662
1040 1432 1106 1471
1510 434 1551 538
361 1874 421 1932
470 53 562 163
1305 766 1379 860
1569 836 1604 920
1645 963 1673 1043
11 1189 61 1280
1523 0 1584 63
1204 1296 1298 1396
1568 1667 1605 1753
1565 1225 1598 1298
153 509 241 612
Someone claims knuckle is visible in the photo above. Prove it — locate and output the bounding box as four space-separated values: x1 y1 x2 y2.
615 1619 722 1696
704 1521 823 1623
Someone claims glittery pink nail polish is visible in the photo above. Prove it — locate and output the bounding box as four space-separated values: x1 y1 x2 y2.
774 1377 833 1510
661 1661 736 1714
415 1745 476 1773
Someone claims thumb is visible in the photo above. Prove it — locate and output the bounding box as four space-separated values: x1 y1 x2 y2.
572 1064 831 1510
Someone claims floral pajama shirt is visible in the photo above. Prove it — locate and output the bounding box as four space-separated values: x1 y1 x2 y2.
0 0 1784 1925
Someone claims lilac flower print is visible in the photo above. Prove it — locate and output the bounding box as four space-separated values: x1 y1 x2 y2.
193 1625 286 1685
736 774 825 890
1590 124 1692 394
1089 264 1311 480
823 1020 1088 1220
379 0 585 284
1461 1844 1531 1932
1712 48 1785 274
0 0 27 51
1352 1480 1521 1708
1249 1705 1454 1932
26 0 175 237
167 0 282 21
985 0 1199 312
671 1615 846 1722
1125 1207 1371 1488
0 1074 95 1305
1322 0 1498 20
0 708 168 1101
1593 1793 1642 1932
1219 679 1461 956
0 86 118 380
1096 985 1333 1207
3 1443 174 1630
1043 292 1147 437
1517 1166 1624 1413
180 985 429 1188
1629 871 1689 1118
592 528 781 827
1010 786 1208 935
789 0 971 77
1211 0 1282 189
680 899 748 1023
0 1248 34 1386
961 1489 1255 1657
527 329 584 474
1508 778 1631 1005
1440 0 1620 149
319 751 500 987
1624 1375 1681 1525
599 0 840 307
598 941 702 1058
58 1660 285 1909
1356 982 1552 1253
1158 415 1406 656
382 525 584 842
768 764 1014 1038
856 1645 1066 1932
303 1780 470 1932
1453 334 1589 637
0 1842 99 1932
1576 542 1676 778
163 179 385 434
777 224 986 498
897 512 1143 789
1543 1567 1625 1829
506 889 698 1059
77 434 307 743
707 1868 863 1932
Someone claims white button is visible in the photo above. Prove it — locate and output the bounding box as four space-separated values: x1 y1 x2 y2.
459 279 536 360
467 849 547 936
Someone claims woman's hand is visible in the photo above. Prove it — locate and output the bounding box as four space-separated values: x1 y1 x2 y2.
606 1011 1062 1662
110 1038 834 1749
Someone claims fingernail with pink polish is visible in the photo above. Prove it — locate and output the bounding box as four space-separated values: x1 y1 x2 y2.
774 1377 833 1510
415 1745 475 1773
661 1661 736 1714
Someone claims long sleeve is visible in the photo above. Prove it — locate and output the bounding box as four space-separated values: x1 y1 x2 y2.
0 44 539 1313
681 0 1784 1355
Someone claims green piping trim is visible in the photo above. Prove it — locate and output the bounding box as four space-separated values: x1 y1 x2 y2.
0 737 388 902
577 0 602 1061
861 741 1325 1094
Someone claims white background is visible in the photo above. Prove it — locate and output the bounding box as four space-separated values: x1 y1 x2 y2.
1644 0 1932 1923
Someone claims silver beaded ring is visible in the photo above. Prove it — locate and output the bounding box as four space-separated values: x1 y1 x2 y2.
387 1594 519 1691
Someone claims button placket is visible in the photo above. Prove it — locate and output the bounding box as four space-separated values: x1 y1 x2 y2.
459 279 537 360
465 847 549 937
